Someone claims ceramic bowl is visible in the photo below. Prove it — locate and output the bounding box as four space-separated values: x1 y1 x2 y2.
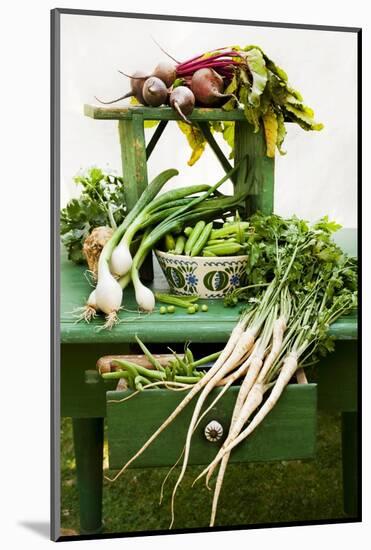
155 250 248 299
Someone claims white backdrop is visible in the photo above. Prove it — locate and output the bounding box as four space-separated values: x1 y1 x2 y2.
61 15 358 227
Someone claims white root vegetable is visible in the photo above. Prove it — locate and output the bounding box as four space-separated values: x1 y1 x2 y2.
256 317 287 384
208 316 287 478
110 243 133 277
207 338 267 526
134 279 156 312
104 318 248 483
197 322 290 488
83 226 114 280
215 351 299 460
85 289 98 320
296 367 308 384
95 252 124 328
169 328 256 528
73 289 99 323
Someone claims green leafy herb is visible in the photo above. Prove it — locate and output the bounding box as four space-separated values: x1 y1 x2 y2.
60 167 126 264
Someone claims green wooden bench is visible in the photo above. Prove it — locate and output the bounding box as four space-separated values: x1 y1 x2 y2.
60 105 358 535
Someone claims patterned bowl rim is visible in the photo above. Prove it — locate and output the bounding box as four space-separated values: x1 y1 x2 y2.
154 249 249 262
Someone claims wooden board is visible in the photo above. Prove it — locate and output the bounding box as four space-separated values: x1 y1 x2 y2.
84 105 253 122
106 384 317 469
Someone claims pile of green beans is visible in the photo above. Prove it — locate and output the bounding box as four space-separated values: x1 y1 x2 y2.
100 336 221 391
163 219 250 257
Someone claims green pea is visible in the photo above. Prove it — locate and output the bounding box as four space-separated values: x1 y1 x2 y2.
167 305 175 313
187 305 196 314
159 306 167 314
193 303 199 311
201 304 209 312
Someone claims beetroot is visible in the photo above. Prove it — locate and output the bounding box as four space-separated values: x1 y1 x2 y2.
142 76 168 107
95 70 148 105
169 86 195 124
191 68 231 106
152 61 176 87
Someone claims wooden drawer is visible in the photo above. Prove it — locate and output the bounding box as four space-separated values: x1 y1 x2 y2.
106 383 317 469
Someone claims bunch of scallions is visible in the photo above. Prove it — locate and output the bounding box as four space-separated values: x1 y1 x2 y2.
104 213 357 527
78 160 247 328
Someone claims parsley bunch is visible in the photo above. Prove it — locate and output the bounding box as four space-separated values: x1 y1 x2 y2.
60 167 126 264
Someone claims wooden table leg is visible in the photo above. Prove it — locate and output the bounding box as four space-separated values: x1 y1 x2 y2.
234 120 275 217
72 417 104 534
118 114 153 281
341 411 359 517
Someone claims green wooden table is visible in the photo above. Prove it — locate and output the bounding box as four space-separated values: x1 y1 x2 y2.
61 243 357 534
60 105 358 535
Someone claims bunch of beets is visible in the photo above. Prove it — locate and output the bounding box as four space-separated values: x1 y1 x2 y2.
96 48 245 123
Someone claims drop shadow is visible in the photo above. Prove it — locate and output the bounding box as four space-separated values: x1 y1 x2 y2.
18 521 50 539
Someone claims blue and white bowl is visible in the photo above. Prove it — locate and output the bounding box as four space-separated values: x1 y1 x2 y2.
155 250 248 299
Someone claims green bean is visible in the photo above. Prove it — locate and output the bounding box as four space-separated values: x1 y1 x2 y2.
164 233 176 251
174 235 186 255
203 250 217 257
190 222 213 256
188 350 222 368
202 242 245 256
135 336 165 372
111 359 161 380
134 375 152 391
206 238 238 246
177 356 189 375
185 347 194 365
155 292 199 308
184 221 206 255
210 222 249 240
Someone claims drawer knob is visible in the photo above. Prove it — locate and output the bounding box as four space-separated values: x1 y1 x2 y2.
204 420 223 442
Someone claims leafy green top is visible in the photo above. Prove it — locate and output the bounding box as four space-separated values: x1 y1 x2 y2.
60 167 126 264
225 213 357 366
177 45 323 165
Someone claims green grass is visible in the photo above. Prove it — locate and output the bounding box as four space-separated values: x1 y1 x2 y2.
60 411 346 535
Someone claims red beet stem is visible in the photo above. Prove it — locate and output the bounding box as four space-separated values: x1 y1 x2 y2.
177 61 239 77
178 51 242 72
178 47 239 66
178 58 238 74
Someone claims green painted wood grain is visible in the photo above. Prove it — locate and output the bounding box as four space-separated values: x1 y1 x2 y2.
234 121 274 216
118 115 153 280
85 105 253 122
106 384 317 469
118 116 148 210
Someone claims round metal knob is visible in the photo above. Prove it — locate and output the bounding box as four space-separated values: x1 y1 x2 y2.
204 420 223 442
